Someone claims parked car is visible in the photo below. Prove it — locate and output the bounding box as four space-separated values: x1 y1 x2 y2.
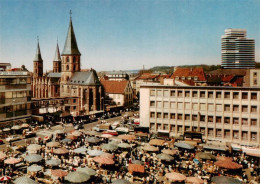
6 135 21 142
102 130 118 136
0 140 4 145
74 124 84 130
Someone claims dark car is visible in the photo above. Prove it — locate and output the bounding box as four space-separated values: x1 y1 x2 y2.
25 132 36 138
0 140 4 145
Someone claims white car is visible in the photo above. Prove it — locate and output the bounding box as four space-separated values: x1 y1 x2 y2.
6 135 21 142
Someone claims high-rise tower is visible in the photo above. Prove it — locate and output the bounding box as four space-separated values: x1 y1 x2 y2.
33 39 43 77
53 43 62 73
221 29 255 69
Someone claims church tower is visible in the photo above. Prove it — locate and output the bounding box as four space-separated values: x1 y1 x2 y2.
61 12 81 86
33 39 43 78
53 43 62 73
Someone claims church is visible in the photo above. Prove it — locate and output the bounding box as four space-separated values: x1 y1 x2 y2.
32 14 104 117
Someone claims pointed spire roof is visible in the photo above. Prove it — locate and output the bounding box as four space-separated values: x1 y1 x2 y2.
33 39 43 62
62 17 81 56
53 43 61 61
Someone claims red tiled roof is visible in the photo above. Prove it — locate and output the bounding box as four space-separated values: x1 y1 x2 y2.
171 68 206 81
136 73 160 80
221 75 234 82
100 80 128 94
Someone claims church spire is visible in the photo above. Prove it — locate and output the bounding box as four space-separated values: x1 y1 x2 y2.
53 42 61 61
62 11 81 56
34 37 43 62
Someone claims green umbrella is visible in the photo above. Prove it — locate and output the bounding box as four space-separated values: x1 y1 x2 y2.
77 167 96 176
87 150 104 156
118 143 131 149
46 159 61 166
87 137 100 143
24 154 43 163
65 171 90 183
156 153 174 161
14 176 38 184
73 147 87 154
211 176 242 184
196 152 216 160
27 165 43 172
101 143 118 151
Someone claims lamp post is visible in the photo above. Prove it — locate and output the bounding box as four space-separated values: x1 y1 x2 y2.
12 99 15 127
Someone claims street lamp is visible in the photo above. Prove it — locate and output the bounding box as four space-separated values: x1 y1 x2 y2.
12 99 15 127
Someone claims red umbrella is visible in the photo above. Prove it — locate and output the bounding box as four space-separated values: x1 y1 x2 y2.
215 160 242 169
216 156 233 161
100 153 114 159
165 172 186 182
93 156 114 165
4 157 21 164
118 135 136 141
186 177 204 184
128 164 145 174
0 176 11 181
0 152 7 160
51 169 68 177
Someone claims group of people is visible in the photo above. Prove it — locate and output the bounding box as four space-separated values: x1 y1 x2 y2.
0 119 259 184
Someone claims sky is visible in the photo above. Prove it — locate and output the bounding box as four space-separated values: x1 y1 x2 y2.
0 0 259 72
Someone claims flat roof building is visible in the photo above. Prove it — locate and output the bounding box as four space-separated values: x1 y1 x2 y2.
140 85 260 146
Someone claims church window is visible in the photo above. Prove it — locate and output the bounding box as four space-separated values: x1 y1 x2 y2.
66 65 69 71
66 57 69 63
73 65 76 71
73 57 76 63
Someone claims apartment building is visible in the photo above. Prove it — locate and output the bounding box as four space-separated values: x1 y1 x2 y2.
0 70 32 126
140 85 260 146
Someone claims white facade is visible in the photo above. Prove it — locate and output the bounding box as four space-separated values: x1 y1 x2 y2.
140 85 260 146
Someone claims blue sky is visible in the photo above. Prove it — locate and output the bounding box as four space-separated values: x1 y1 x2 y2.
0 0 259 71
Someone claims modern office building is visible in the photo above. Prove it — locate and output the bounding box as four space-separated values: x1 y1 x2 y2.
221 29 255 69
140 85 260 146
0 70 32 127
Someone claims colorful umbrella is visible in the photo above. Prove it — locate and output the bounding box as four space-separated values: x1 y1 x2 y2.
156 153 174 161
53 147 69 154
215 160 242 169
216 156 233 161
67 134 77 140
86 137 100 143
65 171 90 183
24 154 43 163
142 145 159 152
27 165 43 172
4 157 21 164
14 176 38 184
100 153 114 159
93 156 115 165
100 134 113 138
186 177 204 184
46 141 60 147
149 139 166 146
76 166 96 176
196 152 216 160
174 142 194 149
118 134 136 141
87 150 104 156
101 143 118 151
118 143 131 149
27 144 42 151
211 176 242 184
0 151 7 160
162 149 178 155
165 172 187 182
71 130 82 136
46 159 61 166
0 176 11 181
51 169 68 177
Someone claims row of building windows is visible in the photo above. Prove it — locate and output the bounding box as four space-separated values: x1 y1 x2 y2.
150 112 258 126
150 101 258 113
150 123 257 141
150 89 258 100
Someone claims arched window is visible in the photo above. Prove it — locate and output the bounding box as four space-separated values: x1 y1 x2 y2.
66 65 69 71
73 57 76 63
73 65 76 71
66 57 69 63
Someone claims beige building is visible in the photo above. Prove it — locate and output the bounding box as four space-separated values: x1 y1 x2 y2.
140 85 260 146
0 70 32 126
244 69 260 87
